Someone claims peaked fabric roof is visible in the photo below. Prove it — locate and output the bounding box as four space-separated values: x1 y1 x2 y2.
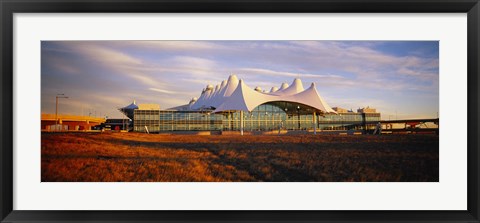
271 78 304 96
190 74 336 114
191 74 239 109
122 100 138 110
118 100 138 119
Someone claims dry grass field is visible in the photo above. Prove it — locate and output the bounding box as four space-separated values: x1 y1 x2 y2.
41 132 439 182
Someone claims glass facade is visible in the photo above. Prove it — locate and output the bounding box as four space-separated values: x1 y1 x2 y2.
317 113 381 130
133 110 161 132
134 102 380 133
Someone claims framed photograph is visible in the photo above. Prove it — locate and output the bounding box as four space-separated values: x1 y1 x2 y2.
1 0 479 222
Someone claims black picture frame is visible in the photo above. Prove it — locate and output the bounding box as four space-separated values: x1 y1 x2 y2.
1 0 479 222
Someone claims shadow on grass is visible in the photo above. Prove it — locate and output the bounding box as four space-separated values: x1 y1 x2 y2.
42 133 439 182
103 138 439 182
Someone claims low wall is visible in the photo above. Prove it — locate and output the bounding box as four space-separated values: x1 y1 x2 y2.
157 131 222 136
148 130 367 135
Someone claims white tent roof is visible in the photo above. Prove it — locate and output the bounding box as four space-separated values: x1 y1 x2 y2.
281 83 289 90
189 74 335 114
192 74 240 109
213 79 335 113
271 78 304 96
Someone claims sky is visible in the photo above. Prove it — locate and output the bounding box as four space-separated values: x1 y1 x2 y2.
41 41 439 119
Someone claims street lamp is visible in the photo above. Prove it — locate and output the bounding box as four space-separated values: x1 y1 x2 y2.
265 112 268 130
55 94 69 131
297 105 301 129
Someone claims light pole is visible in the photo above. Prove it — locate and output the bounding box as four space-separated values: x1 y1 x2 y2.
265 112 268 131
284 108 288 130
55 94 69 131
240 111 244 135
297 105 301 130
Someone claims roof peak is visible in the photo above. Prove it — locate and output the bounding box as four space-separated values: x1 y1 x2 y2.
270 86 279 93
228 74 239 82
280 82 289 90
292 78 303 85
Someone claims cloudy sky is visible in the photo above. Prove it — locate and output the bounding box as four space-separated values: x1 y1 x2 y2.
41 41 439 119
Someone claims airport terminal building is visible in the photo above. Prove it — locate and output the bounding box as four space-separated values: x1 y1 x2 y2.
120 75 380 133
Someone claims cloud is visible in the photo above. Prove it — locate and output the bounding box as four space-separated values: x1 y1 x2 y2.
397 67 438 81
149 88 175 94
69 43 142 66
126 71 165 88
50 59 81 75
112 41 226 52
170 56 217 68
286 41 438 81
238 68 342 79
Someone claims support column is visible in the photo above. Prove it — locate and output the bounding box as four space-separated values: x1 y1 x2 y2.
240 110 244 136
55 97 58 131
313 112 317 135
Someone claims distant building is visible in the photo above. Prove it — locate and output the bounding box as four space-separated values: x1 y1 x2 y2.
357 106 377 113
332 107 349 113
138 104 160 110
119 74 381 133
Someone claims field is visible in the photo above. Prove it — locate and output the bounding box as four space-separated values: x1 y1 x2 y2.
41 132 439 182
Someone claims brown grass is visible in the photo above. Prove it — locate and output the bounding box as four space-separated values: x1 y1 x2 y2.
41 132 439 182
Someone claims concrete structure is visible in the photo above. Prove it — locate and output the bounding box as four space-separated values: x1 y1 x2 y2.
41 114 105 131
